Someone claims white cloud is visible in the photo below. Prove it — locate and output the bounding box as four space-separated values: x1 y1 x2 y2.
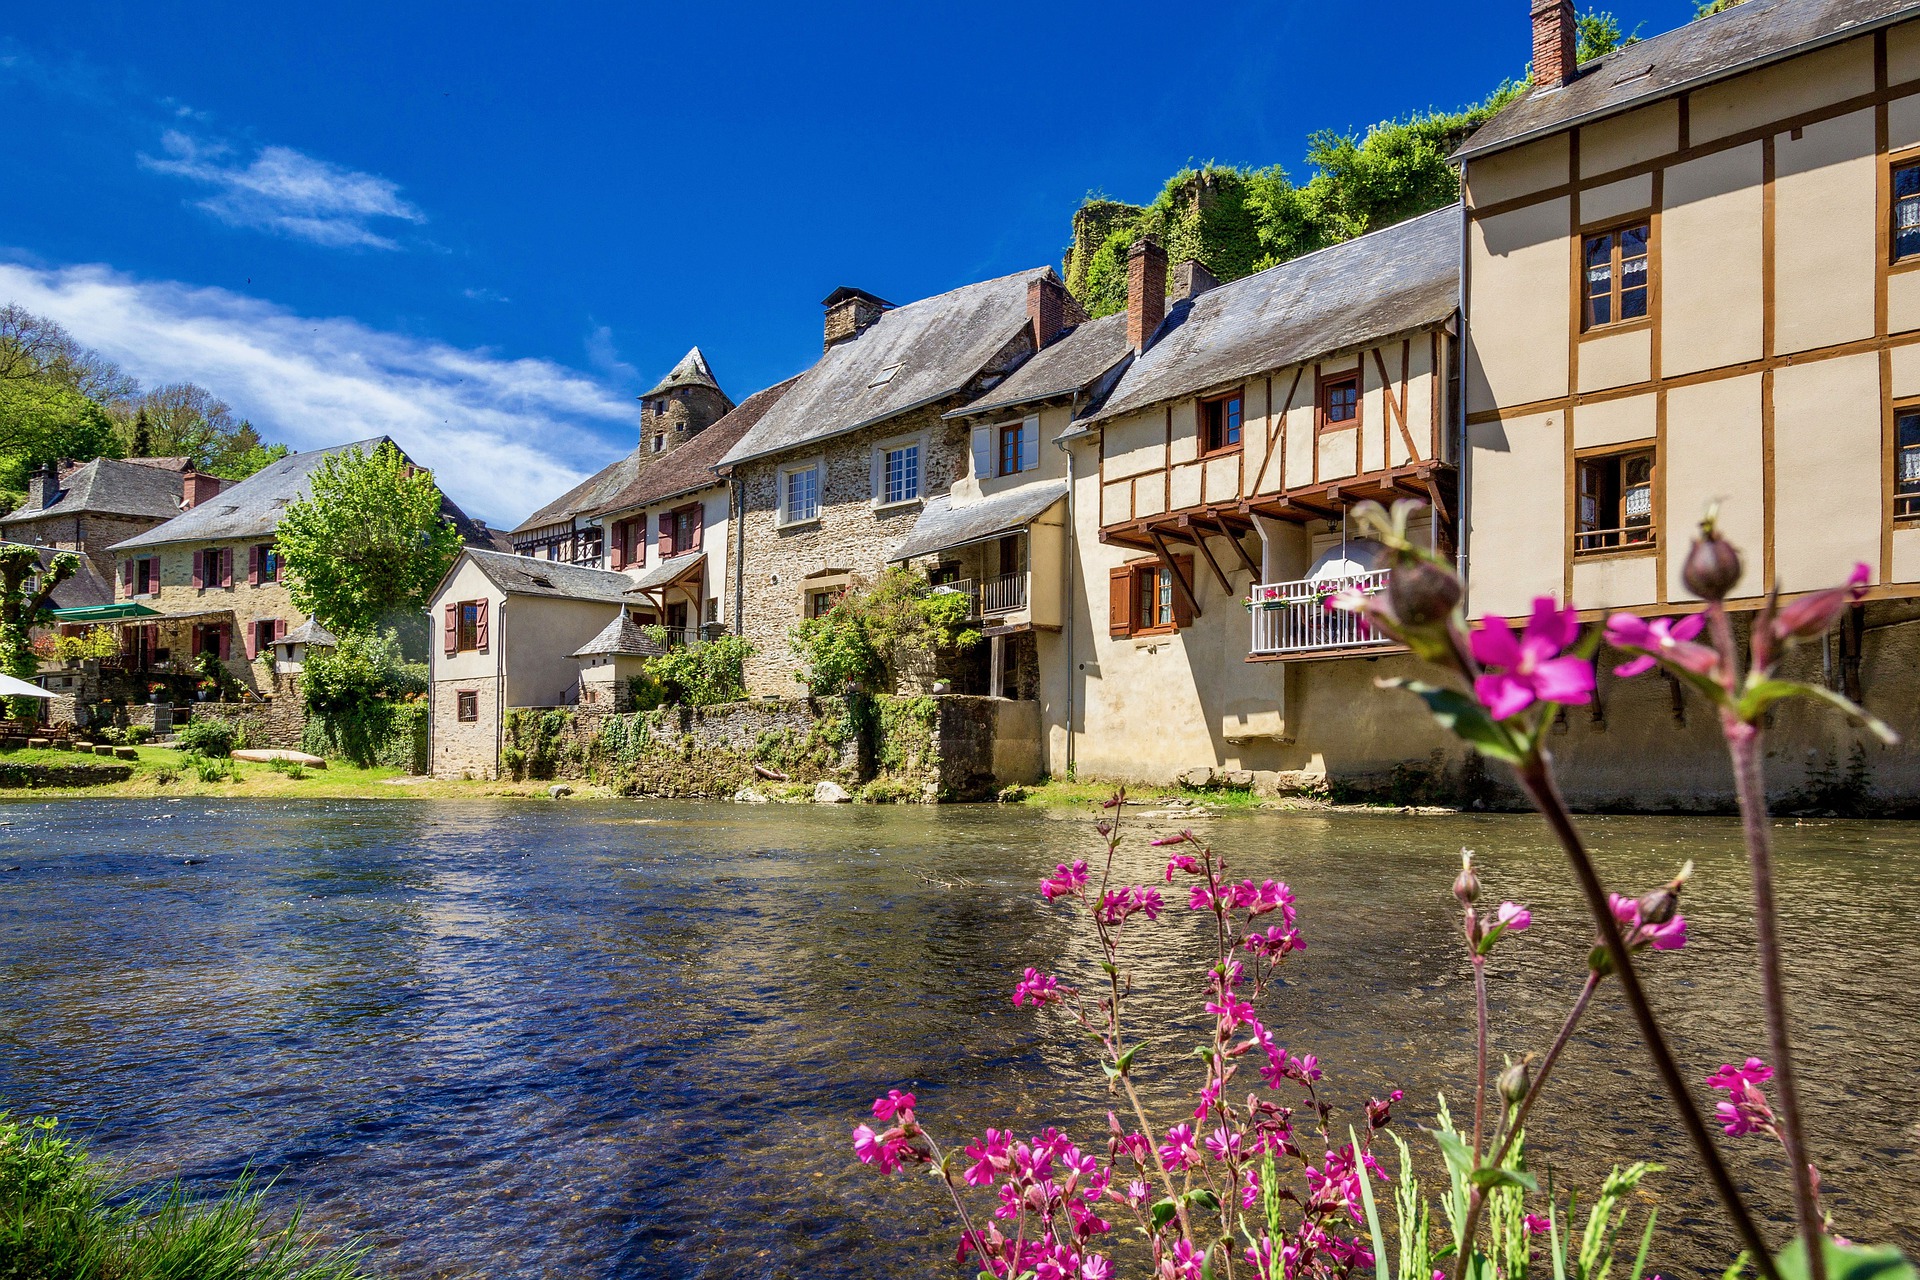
141 130 425 250
0 260 637 527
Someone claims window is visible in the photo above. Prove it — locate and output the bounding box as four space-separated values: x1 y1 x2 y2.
252 619 279 659
1201 391 1243 454
1319 373 1359 430
1582 221 1650 329
780 464 820 525
660 503 703 557
808 588 840 618
193 547 232 590
882 442 920 504
1575 448 1656 553
456 691 479 722
459 602 480 650
123 556 158 598
1107 557 1194 638
976 419 1037 480
1897 407 1920 519
1895 162 1920 263
999 423 1026 476
249 543 280 586
651 434 665 454
444 599 490 655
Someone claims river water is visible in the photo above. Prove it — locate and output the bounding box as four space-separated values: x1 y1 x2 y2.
0 799 1913 1278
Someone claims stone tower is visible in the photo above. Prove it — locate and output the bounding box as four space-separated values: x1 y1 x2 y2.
638 347 733 458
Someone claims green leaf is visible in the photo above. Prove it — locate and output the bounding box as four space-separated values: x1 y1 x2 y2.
1429 1125 1475 1181
1377 678 1527 763
1201 1241 1220 1280
1722 1254 1752 1280
1184 1187 1222 1215
1150 1199 1179 1233
1628 1207 1658 1280
1349 1126 1392 1280
1774 1238 1919 1280
1115 1043 1143 1075
1468 1165 1539 1192
1738 680 1899 745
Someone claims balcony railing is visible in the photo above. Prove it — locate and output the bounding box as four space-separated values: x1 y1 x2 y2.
931 579 980 618
981 571 1029 616
1248 569 1392 657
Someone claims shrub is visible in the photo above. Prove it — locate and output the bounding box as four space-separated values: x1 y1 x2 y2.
51 626 118 664
151 764 180 786
789 568 980 695
641 635 752 707
175 716 237 758
185 751 234 783
300 629 424 713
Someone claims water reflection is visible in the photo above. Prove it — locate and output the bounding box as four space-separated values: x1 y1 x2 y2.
0 800 1913 1278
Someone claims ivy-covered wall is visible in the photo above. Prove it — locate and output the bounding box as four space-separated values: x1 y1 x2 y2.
303 701 428 773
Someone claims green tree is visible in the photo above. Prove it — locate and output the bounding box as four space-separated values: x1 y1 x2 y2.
276 442 463 643
1695 0 1747 16
0 381 124 509
0 544 77 715
129 407 153 456
206 420 289 481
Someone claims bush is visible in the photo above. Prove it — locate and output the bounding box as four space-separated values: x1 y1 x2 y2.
300 630 424 713
175 716 237 757
641 635 752 707
185 751 235 783
50 627 117 664
0 1110 372 1279
788 569 980 695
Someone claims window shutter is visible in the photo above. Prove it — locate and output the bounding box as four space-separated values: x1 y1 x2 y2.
244 623 258 660
1108 567 1134 637
972 426 993 480
1021 416 1039 473
122 559 134 597
475 599 490 652
145 559 159 595
688 507 703 552
659 513 676 558
274 619 287 640
1171 556 1195 628
218 626 231 660
609 522 626 570
249 544 261 586
192 551 204 590
220 548 233 588
444 603 459 656
191 627 202 657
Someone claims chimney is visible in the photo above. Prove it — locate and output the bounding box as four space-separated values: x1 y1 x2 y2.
1532 0 1578 89
1126 237 1168 353
181 468 225 510
1170 258 1221 304
24 463 60 512
822 287 892 350
1027 275 1071 351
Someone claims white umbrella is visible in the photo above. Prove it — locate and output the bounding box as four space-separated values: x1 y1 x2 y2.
0 672 54 699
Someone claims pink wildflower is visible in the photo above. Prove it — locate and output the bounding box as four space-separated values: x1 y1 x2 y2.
1470 597 1595 719
1082 1256 1113 1280
1605 612 1718 679
1168 1238 1205 1280
1524 1214 1551 1236
1042 860 1090 900
1707 1059 1778 1138
1495 902 1531 931
1162 853 1202 880
1773 563 1870 642
871 1089 916 1121
1013 967 1062 1007
1609 893 1688 951
1244 925 1305 957
1157 1123 1199 1171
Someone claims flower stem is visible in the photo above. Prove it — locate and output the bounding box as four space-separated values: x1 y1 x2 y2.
1724 715 1827 1280
1514 752 1781 1280
1472 955 1490 1163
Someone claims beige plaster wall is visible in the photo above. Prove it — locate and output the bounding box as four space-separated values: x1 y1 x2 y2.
1466 409 1564 617
1774 108 1877 356
1661 142 1765 377
1467 197 1571 413
1664 373 1766 601
501 595 626 708
1773 352 1883 592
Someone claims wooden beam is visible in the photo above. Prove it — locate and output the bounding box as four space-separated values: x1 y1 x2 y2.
1191 524 1233 593
1425 475 1453 529
1148 529 1202 620
1211 517 1261 578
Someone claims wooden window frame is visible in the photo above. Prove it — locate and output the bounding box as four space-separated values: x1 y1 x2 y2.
1316 370 1361 435
456 691 479 722
1894 400 1920 523
1580 218 1652 333
1893 154 1920 269
1198 388 1245 457
457 601 481 651
1107 556 1195 639
1573 444 1658 557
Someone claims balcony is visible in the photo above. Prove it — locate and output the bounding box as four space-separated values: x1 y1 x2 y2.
980 571 1029 616
1248 569 1393 657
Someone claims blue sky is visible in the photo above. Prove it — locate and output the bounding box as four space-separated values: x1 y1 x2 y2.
0 1 1691 526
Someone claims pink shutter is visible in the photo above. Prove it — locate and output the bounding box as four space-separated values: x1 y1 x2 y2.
123 560 135 598
690 507 703 552
274 618 287 640
444 603 459 656
475 599 490 652
221 548 233 588
244 623 258 660
190 627 202 657
145 559 159 595
192 551 204 589
659 513 675 558
249 545 260 586
219 626 231 660
609 522 626 570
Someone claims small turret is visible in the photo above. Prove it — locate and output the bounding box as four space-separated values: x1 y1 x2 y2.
637 347 733 457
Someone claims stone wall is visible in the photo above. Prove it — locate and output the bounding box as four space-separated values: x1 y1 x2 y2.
181 698 305 750
117 541 307 696
431 677 502 779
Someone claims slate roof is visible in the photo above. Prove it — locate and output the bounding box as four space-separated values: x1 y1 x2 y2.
277 618 337 648
513 451 646 533
110 437 494 552
570 612 664 658
629 550 706 592
3 456 185 524
948 313 1134 421
644 347 724 398
1456 0 1920 162
464 547 635 604
1077 206 1459 429
591 376 799 516
720 267 1053 468
888 480 1069 563
2 542 116 611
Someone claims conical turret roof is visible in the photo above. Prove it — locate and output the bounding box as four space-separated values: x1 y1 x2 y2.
644 346 722 398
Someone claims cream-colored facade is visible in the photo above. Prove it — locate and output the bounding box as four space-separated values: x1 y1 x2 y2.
115 538 307 694
594 484 732 638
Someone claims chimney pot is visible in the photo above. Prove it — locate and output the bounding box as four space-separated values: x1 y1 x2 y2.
1126 238 1168 354
1170 259 1221 304
822 287 892 350
1531 0 1578 89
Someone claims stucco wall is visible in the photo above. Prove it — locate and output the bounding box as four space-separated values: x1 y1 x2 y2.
115 539 309 695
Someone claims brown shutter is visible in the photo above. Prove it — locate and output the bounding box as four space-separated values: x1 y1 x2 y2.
609 522 626 570
122 559 135 597
191 627 202 657
274 618 287 640
219 626 231 660
1108 567 1134 637
244 622 258 660
1171 555 1195 628
688 506 703 552
145 558 159 595
220 548 233 588
192 551 204 590
475 599 490 652
658 512 675 558
444 603 459 655
249 544 261 586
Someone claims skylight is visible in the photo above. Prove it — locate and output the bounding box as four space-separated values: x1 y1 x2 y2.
869 363 904 388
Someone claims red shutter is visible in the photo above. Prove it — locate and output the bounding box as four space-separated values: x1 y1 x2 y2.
609 522 626 570
249 544 261 586
444 603 459 656
1171 556 1195 629
274 619 287 640
145 559 159 595
219 626 231 660
688 507 703 552
192 551 204 590
658 513 675 558
244 623 258 659
122 560 135 598
1108 567 1134 637
221 548 233 588
475 599 490 652
144 624 158 655
190 627 201 657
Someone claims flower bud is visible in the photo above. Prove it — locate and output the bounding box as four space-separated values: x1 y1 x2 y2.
1637 861 1692 927
1497 1057 1531 1105
1681 517 1743 602
1453 850 1480 906
1387 558 1462 629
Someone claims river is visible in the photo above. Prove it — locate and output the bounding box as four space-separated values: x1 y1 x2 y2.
0 799 1913 1277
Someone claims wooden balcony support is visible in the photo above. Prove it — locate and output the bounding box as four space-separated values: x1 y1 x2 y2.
1147 528 1202 620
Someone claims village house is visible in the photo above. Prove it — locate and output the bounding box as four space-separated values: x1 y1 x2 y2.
106 438 495 695
1456 0 1920 806
718 272 1070 694
2 456 205 585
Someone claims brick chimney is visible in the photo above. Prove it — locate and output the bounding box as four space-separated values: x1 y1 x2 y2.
181 468 225 509
1170 258 1221 304
24 463 60 512
1027 275 1070 352
1532 0 1578 89
822 287 891 350
1126 237 1168 353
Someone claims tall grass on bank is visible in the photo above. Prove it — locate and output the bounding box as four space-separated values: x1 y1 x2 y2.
0 1112 373 1280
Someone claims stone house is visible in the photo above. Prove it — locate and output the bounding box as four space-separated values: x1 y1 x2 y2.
510 348 734 565
718 272 1070 694
1448 0 1920 807
2 456 207 584
424 548 633 778
106 437 495 697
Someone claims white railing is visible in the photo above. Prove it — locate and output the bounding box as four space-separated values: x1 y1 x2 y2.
1248 569 1392 656
981 571 1028 616
932 579 981 617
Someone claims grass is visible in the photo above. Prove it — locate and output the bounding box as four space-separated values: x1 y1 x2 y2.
1008 777 1282 810
0 1111 373 1280
0 744 565 801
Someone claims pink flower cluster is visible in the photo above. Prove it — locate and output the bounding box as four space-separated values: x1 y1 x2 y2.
1012 967 1062 1007
1041 859 1090 900
958 1127 1113 1280
1706 1057 1778 1138
852 1090 929 1174
1096 885 1163 926
1605 613 1716 679
1471 599 1595 720
1608 893 1688 952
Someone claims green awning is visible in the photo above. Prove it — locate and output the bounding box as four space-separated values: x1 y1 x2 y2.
49 603 161 623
